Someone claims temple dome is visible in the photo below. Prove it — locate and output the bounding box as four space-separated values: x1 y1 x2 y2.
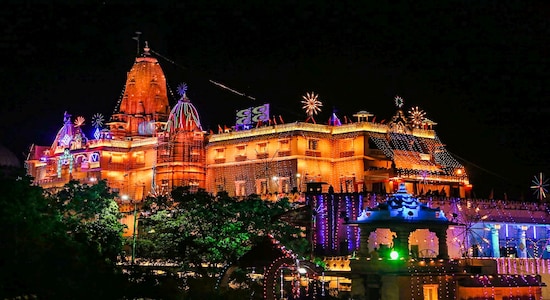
0 144 21 168
165 84 203 133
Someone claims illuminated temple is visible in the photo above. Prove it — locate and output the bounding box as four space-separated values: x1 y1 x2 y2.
25 46 550 299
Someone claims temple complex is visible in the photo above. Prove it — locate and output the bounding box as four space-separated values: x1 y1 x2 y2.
24 45 550 299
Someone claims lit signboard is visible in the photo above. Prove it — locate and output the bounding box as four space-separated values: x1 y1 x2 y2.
235 104 270 130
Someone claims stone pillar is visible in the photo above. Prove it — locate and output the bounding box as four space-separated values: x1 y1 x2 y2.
358 226 373 257
434 228 449 259
393 229 411 258
489 224 501 258
518 225 528 258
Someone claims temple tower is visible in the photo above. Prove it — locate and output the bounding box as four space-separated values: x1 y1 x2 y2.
109 42 170 138
156 83 206 192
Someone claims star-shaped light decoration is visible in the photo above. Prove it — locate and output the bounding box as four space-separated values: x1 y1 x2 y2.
177 82 188 98
450 201 492 258
408 106 426 128
91 113 104 128
531 172 549 201
394 95 404 108
301 92 322 122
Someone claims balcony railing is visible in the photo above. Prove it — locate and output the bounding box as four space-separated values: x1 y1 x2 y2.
278 150 291 157
305 150 321 157
339 151 354 158
256 153 269 159
496 257 550 275
235 155 247 162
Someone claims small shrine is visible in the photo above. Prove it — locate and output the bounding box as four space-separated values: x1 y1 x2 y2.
348 182 456 259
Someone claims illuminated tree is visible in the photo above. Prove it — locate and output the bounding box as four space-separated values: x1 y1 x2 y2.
49 179 126 262
137 187 307 294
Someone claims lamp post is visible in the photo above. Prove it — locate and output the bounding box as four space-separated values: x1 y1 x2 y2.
122 194 138 265
131 200 137 265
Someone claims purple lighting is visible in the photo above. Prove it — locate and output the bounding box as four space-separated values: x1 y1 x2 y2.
315 195 327 250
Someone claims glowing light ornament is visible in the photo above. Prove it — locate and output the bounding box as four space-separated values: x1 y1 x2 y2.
177 82 188 96
314 196 328 250
450 201 492 258
73 116 85 127
301 92 322 123
408 106 426 128
91 113 104 128
394 95 404 108
91 113 104 140
60 134 72 146
530 172 549 201
57 148 74 178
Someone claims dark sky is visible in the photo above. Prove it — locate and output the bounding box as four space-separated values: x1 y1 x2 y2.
2 1 550 199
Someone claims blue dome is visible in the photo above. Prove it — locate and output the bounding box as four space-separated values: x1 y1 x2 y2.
0 144 21 168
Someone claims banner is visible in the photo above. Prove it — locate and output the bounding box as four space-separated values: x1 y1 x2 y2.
235 104 270 129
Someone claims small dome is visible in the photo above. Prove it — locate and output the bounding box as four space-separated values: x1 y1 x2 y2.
0 144 21 168
165 84 203 133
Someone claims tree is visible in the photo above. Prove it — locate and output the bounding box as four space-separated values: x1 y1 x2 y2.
49 179 126 263
43 179 126 299
137 187 308 295
0 171 61 298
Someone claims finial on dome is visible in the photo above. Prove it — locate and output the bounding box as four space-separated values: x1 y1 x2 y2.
143 41 150 56
178 82 192 99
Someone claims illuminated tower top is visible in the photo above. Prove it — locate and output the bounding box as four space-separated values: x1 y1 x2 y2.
50 111 88 151
109 42 170 137
165 83 203 133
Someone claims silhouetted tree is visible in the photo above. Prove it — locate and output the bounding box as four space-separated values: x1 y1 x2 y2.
0 174 126 299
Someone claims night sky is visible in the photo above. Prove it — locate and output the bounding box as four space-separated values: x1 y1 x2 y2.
2 1 549 199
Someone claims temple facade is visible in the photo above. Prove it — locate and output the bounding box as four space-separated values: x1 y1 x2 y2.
206 116 470 199
25 46 471 204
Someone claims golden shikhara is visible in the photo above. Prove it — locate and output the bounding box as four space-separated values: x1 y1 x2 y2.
110 47 170 138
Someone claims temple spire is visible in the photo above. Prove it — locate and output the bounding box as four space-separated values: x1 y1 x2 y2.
143 41 150 56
